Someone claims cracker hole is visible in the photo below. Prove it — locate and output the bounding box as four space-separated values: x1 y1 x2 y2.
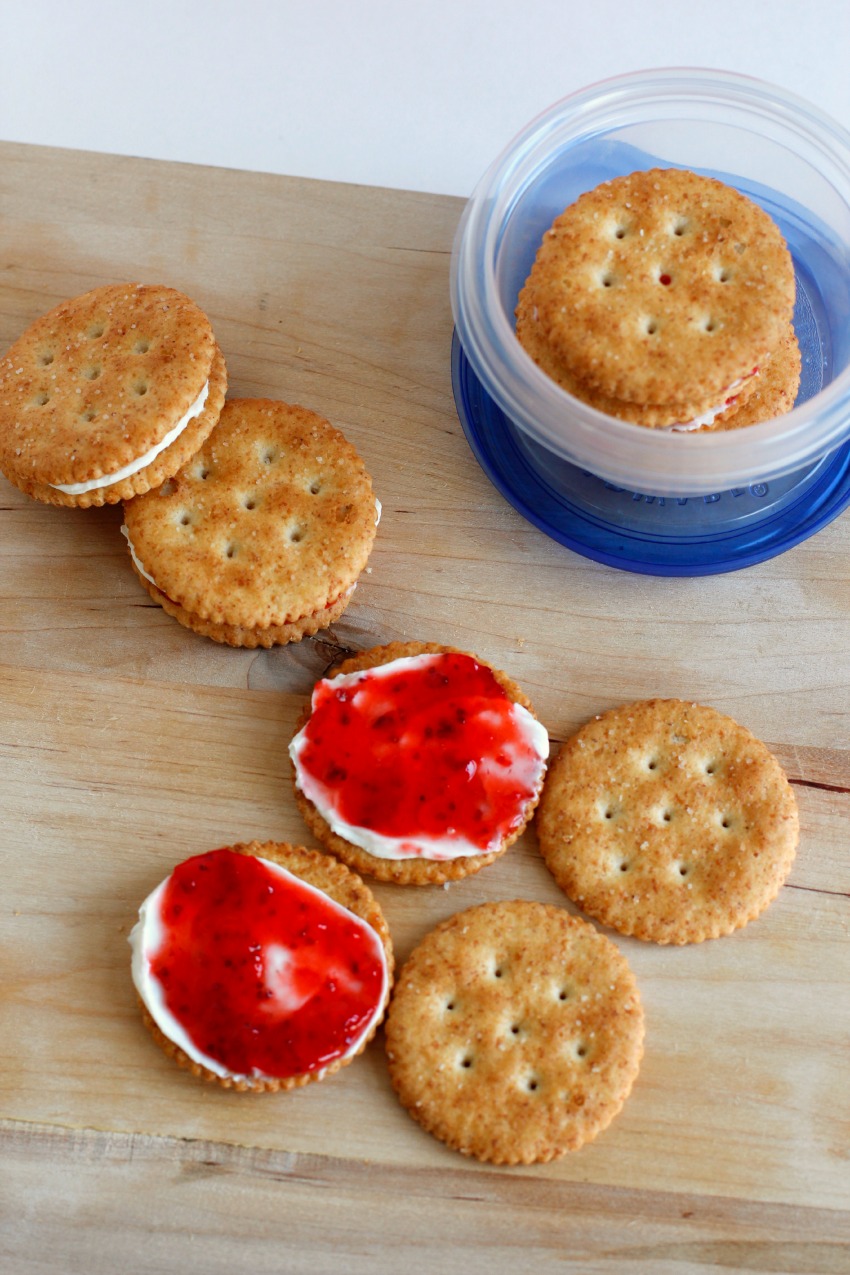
80 410 97 422
261 447 277 465
87 324 105 339
716 267 731 283
38 352 54 367
223 543 237 559
704 761 718 775
132 381 148 397
644 319 659 336
133 339 150 354
671 217 689 237
619 860 630 873
613 225 628 240
445 1000 456 1012
83 366 101 380
647 756 659 771
33 392 50 406
178 512 191 527
658 272 672 286
288 526 305 544
702 317 719 334
460 1055 473 1070
525 1077 540 1093
662 810 673 823
243 495 258 511
197 466 210 481
308 480 322 495
510 1024 521 1036
600 272 616 289
575 1043 588 1059
720 815 733 830
678 864 690 877
557 988 569 1002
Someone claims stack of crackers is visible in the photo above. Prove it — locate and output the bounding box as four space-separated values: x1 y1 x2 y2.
0 283 378 646
516 168 801 431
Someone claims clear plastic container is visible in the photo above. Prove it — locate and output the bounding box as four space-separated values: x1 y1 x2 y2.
450 68 850 573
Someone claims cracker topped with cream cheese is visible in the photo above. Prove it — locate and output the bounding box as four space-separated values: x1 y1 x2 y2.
0 283 226 505
122 397 378 647
517 168 800 430
131 840 393 1092
290 641 549 885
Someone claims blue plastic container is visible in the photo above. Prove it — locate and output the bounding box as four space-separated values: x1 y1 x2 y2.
450 69 850 574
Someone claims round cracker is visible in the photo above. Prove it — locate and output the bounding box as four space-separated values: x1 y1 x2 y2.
385 900 644 1163
527 169 795 406
516 287 761 428
291 641 547 886
122 398 377 643
135 839 394 1092
0 283 223 505
536 699 799 944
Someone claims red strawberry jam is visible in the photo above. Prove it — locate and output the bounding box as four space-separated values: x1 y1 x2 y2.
134 849 388 1080
291 652 549 860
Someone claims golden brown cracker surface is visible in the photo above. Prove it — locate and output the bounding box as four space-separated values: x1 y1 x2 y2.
122 398 377 643
385 900 644 1163
523 169 795 407
536 699 799 944
516 287 761 429
136 575 354 649
0 283 222 505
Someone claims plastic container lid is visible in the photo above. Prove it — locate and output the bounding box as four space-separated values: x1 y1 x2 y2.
453 329 850 575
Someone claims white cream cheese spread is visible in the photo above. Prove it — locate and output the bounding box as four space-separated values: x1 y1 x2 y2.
51 380 209 494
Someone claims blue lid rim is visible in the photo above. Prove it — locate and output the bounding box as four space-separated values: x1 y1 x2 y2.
451 331 850 577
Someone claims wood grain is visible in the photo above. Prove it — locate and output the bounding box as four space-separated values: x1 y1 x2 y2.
0 141 848 1271
4 1120 850 1275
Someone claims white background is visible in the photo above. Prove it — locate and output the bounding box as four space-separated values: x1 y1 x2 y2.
3 1 850 197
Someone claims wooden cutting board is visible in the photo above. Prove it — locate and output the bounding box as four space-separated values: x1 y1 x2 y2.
1 141 848 1273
